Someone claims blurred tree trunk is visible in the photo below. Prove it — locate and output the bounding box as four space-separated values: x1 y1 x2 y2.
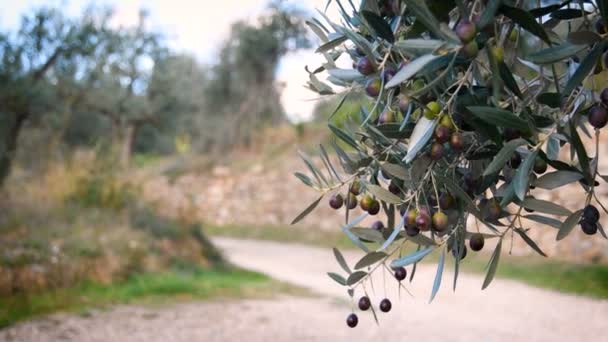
0 113 27 187
120 125 135 168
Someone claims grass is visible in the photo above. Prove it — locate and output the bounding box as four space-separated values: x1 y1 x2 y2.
204 223 608 299
0 266 307 329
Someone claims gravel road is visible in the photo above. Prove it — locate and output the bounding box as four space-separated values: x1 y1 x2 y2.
2 237 607 342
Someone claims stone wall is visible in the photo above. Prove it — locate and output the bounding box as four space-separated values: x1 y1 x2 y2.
142 145 608 263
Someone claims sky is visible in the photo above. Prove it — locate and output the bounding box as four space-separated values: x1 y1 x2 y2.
0 0 349 122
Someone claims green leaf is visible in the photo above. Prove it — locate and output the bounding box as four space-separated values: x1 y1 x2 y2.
513 151 537 201
524 214 563 229
483 138 527 176
525 43 586 64
466 106 531 132
498 62 523 98
477 0 501 29
404 117 436 163
482 238 502 290
403 232 437 246
533 170 583 190
346 270 368 285
291 195 324 225
298 151 328 186
393 39 445 57
537 93 561 108
350 227 385 243
557 210 583 240
390 247 434 268
365 184 402 204
381 163 409 181
551 8 590 20
294 172 314 187
315 35 348 53
327 68 365 82
521 197 571 216
569 121 591 183
333 247 352 274
567 31 602 45
429 248 445 303
500 4 551 44
361 10 395 43
563 41 608 96
327 272 347 286
385 53 440 88
401 0 456 42
328 124 359 150
354 251 387 269
515 228 547 257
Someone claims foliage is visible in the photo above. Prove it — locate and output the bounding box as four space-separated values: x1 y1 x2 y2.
294 0 608 326
203 1 310 150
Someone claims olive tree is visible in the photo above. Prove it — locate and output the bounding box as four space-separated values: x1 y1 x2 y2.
0 7 102 186
293 0 608 327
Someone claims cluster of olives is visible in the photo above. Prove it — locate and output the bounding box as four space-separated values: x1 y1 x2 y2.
346 265 407 327
580 204 601 235
329 181 382 215
431 113 463 161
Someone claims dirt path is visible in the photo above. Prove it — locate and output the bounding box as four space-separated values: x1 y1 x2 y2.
2 238 607 341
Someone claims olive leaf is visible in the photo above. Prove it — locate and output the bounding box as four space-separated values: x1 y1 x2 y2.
354 251 387 269
391 247 434 268
482 238 502 290
429 247 445 303
291 195 324 225
557 210 583 240
327 272 347 286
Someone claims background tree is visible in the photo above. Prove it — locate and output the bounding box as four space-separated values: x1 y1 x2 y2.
204 1 309 150
0 7 102 186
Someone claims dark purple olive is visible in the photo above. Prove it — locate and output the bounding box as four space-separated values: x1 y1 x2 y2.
394 266 407 281
416 213 430 231
455 19 477 42
356 57 374 75
329 194 344 209
469 233 485 251
430 142 444 161
381 66 396 82
379 298 392 312
580 220 598 235
358 296 371 311
583 204 600 223
346 313 359 328
434 125 451 144
589 104 608 129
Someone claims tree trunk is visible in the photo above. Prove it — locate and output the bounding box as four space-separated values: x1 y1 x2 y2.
120 124 135 168
0 113 27 187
